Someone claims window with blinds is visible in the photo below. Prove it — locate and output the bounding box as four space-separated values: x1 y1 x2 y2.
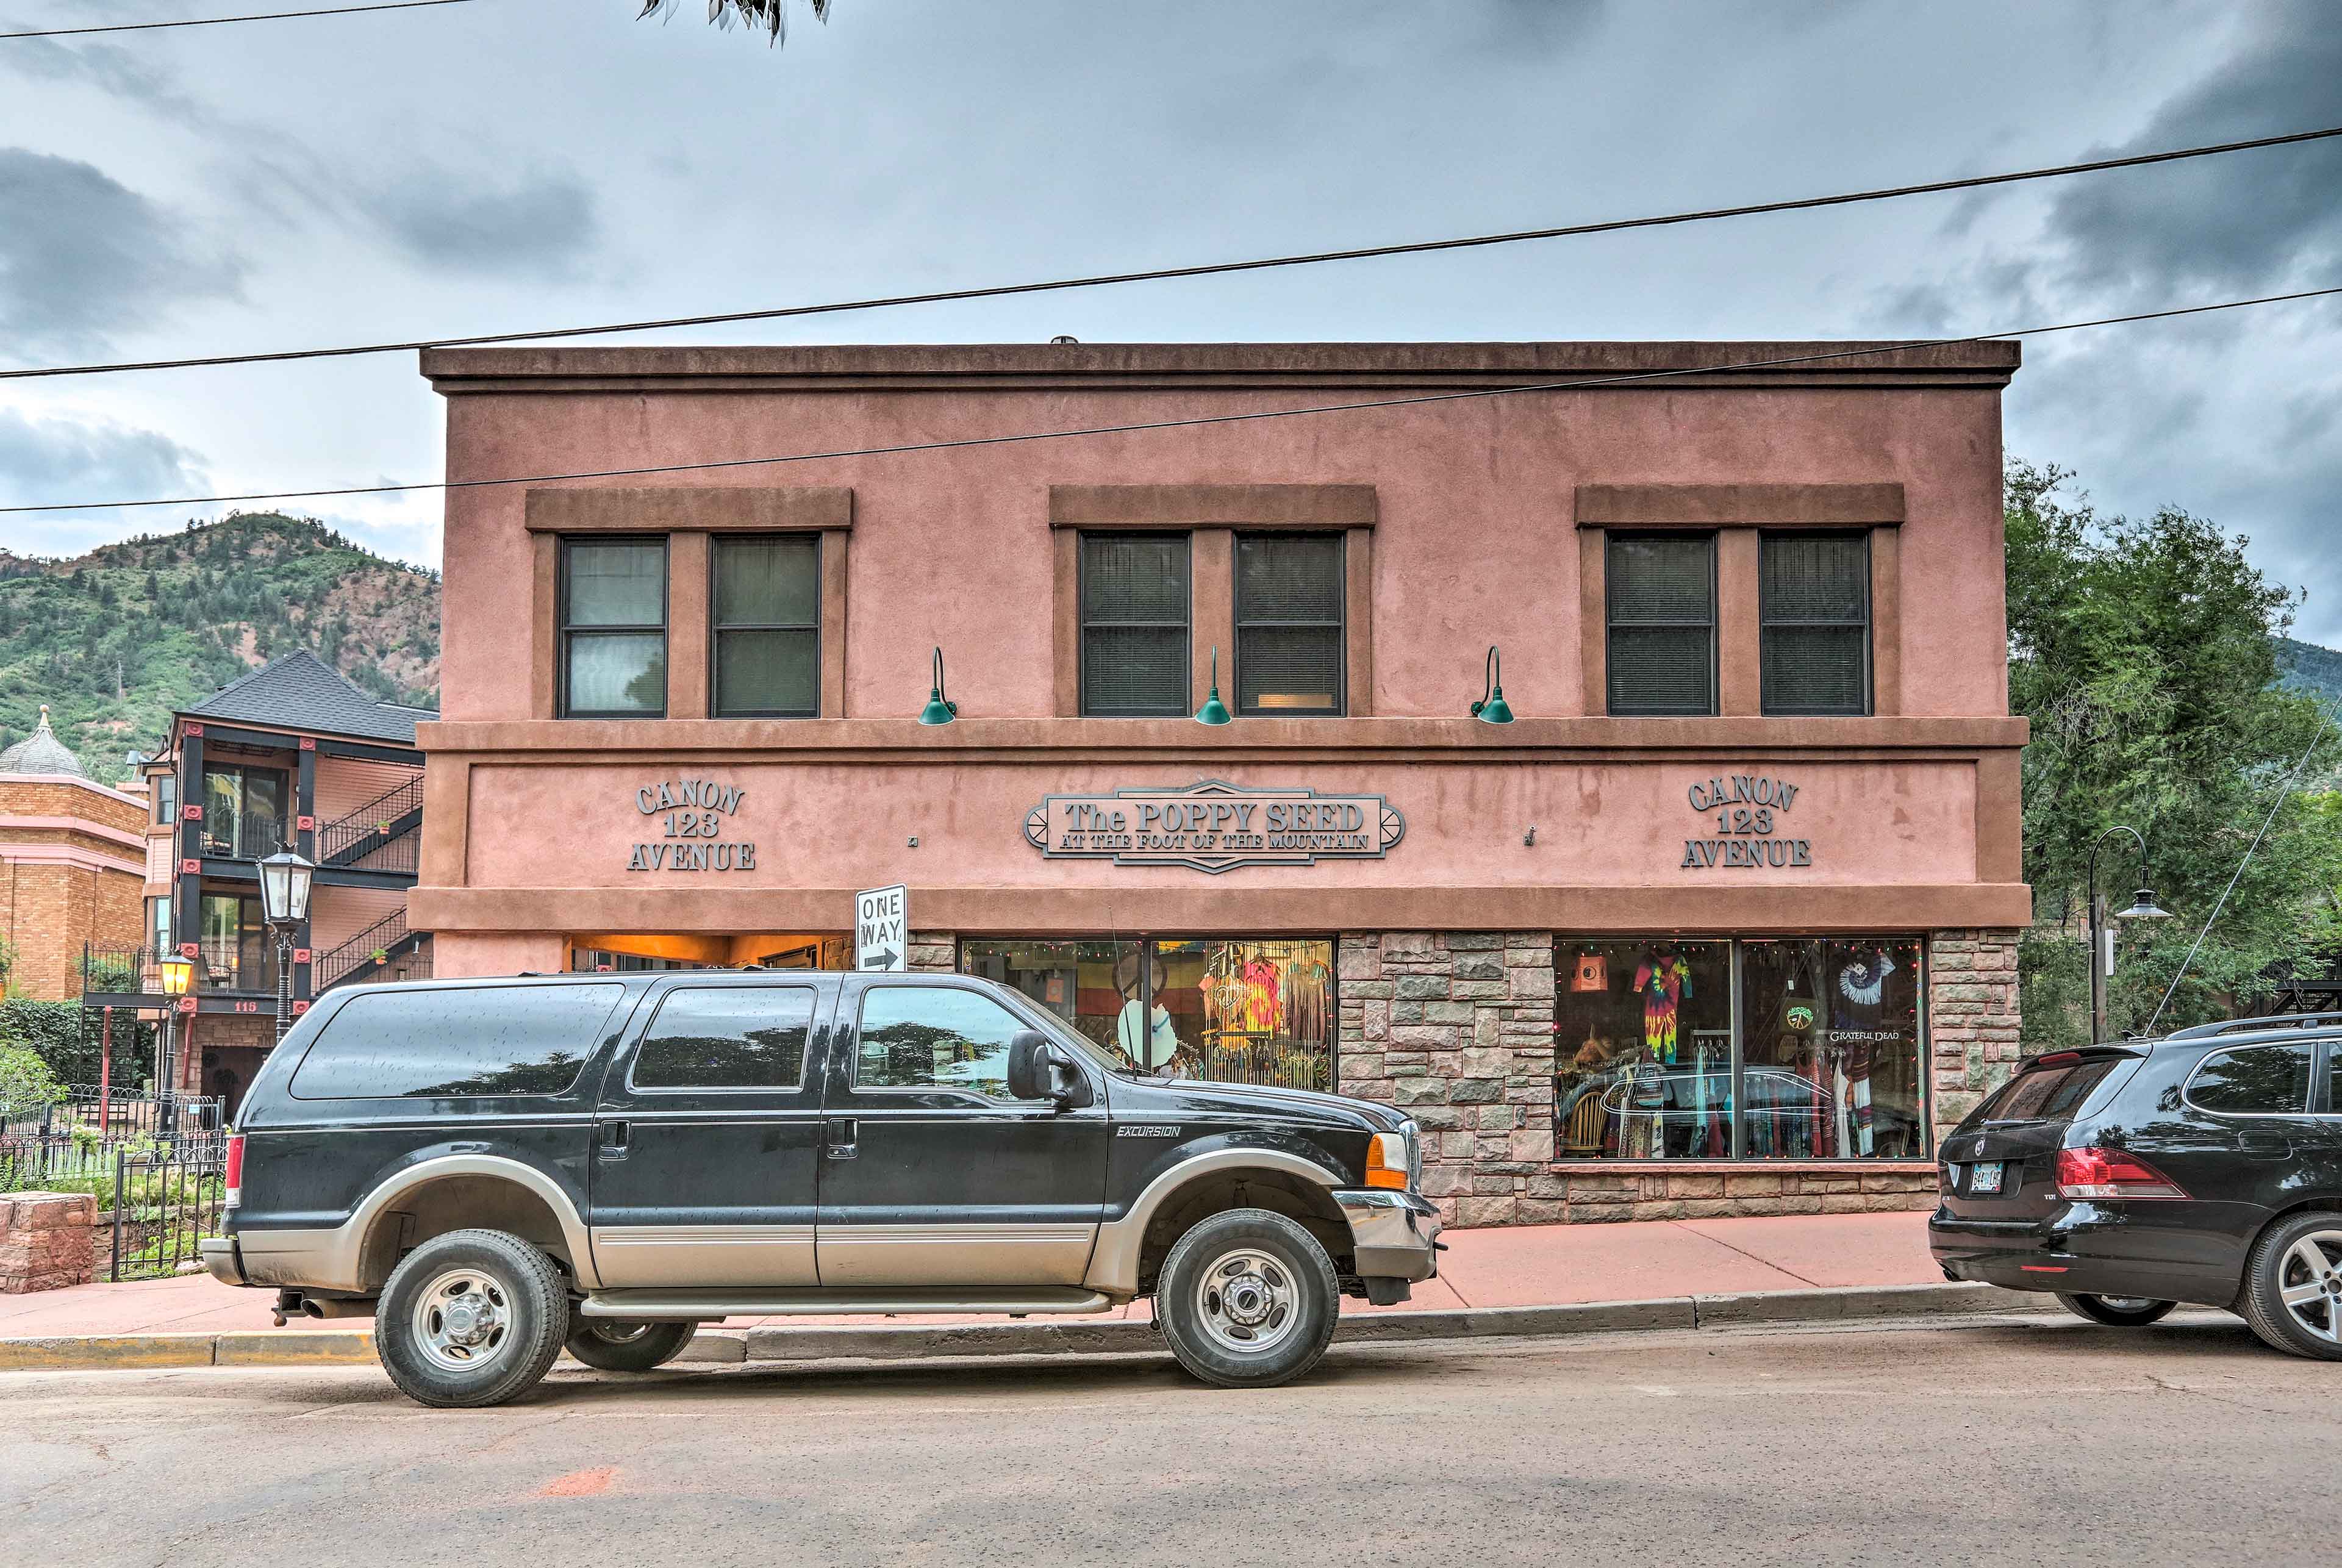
1080 533 1189 717
1235 534 1344 715
560 537 667 718
712 534 822 717
1605 534 1716 715
1760 532 1871 715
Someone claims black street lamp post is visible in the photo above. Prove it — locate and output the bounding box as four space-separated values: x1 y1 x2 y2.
257 849 315 1045
2085 825 2172 1042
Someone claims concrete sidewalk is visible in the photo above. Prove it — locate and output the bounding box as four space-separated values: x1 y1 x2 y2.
1 1211 1946 1341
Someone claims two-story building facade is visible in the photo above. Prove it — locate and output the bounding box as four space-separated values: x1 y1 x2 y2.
415 341 2031 1226
83 650 433 1115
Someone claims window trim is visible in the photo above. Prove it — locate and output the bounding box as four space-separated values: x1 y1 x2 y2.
558 534 669 720
2182 1042 2318 1119
1604 531 1719 717
1076 531 1192 718
623 983 817 1094
707 532 823 720
1759 529 1874 717
1233 531 1347 718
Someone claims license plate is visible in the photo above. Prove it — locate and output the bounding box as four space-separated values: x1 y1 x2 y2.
1968 1161 2004 1194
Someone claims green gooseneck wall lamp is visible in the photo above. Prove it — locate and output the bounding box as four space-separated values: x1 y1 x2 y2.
1194 645 1232 725
1470 645 1515 724
918 646 958 725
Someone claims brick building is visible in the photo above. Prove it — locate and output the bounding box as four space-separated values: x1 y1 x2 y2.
0 706 147 1001
416 340 2033 1227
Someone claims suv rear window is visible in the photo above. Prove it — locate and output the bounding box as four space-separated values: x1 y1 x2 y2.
1980 1058 2121 1124
290 983 623 1099
2186 1043 2314 1115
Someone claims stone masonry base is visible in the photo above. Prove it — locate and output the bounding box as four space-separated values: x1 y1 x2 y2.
0 1192 98 1293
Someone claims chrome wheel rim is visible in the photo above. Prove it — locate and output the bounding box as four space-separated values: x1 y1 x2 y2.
586 1321 656 1346
2277 1230 2342 1344
2094 1295 2160 1314
1192 1247 1300 1356
410 1267 513 1373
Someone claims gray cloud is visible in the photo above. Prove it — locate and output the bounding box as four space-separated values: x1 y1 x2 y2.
359 166 600 278
0 148 244 358
0 408 209 553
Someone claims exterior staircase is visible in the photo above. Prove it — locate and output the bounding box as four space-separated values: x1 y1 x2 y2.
315 908 432 993
319 771 423 875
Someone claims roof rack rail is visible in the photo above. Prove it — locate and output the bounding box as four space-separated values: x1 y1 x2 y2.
2166 1011 2342 1039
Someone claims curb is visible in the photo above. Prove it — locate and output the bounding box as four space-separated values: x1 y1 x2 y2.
0 1281 2054 1374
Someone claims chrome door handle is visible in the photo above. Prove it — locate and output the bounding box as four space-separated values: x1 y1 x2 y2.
825 1118 858 1159
598 1120 629 1160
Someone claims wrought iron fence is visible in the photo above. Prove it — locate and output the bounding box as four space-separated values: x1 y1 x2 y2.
0 1094 224 1194
80 943 165 997
107 1144 226 1282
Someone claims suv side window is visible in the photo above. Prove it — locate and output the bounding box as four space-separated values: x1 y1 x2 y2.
2185 1043 2315 1115
631 986 814 1090
289 983 623 1099
856 987 1029 1101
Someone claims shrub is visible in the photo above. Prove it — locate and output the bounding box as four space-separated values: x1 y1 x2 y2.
0 998 152 1092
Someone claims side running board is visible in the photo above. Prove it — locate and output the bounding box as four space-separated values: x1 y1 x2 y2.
577 1286 1115 1321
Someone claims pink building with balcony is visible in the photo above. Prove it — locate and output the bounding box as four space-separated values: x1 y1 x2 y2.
416 341 2030 1225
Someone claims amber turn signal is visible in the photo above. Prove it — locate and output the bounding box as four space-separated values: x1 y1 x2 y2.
1364 1131 1409 1189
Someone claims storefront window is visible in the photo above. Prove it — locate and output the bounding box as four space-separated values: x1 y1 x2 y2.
1553 936 1926 1161
1555 941 1732 1159
1740 938 1925 1158
958 936 1335 1089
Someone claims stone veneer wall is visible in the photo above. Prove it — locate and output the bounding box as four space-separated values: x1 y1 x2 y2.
0 1192 98 1293
1334 933 1558 1228
908 932 959 974
1925 928 2025 1139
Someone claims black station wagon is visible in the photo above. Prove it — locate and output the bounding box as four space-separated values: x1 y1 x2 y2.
1932 1012 2342 1359
206 970 1438 1406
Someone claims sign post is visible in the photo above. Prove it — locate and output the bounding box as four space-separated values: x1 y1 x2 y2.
855 884 908 972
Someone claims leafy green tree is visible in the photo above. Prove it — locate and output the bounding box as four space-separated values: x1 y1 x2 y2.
2008 462 2342 1044
0 1043 65 1122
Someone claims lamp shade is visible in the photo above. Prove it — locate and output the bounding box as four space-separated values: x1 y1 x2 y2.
1471 645 1515 724
918 646 958 725
2116 887 2172 921
257 848 315 925
1194 645 1232 725
156 954 194 997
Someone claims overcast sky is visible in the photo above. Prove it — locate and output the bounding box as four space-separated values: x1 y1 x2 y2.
2 0 2337 640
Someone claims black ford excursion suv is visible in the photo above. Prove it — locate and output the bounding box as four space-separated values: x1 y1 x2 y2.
206 971 1438 1406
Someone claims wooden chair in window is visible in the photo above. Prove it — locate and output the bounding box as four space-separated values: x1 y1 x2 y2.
1560 1085 1613 1159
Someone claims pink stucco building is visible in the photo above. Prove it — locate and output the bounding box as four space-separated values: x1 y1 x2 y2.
417 342 2030 1225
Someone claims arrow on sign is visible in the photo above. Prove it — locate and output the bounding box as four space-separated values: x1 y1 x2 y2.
861 948 900 972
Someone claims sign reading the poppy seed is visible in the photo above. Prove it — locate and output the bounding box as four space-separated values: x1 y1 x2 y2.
1025 778 1405 875
626 777 757 873
1681 773 1811 870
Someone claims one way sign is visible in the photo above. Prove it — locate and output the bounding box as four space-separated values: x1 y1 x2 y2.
855 884 908 972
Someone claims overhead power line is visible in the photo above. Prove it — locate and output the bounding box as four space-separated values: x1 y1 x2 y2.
5 285 2335 517
5 123 2339 383
0 0 474 41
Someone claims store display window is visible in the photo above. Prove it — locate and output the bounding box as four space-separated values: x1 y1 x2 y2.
1554 940 1732 1159
959 936 1335 1089
1553 936 1927 1161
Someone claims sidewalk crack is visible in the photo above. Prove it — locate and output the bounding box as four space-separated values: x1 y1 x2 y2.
1672 1222 1821 1288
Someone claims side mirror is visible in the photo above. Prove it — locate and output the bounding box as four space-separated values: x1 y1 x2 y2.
1006 1030 1092 1108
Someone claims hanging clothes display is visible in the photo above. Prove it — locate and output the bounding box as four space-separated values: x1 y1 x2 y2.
1633 950 1693 1064
1833 947 1896 1156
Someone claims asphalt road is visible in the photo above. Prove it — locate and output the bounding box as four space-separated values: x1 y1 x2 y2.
4 1310 2333 1568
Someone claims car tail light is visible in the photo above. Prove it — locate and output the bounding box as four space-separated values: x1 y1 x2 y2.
2056 1145 2187 1201
223 1133 245 1209
1364 1132 1409 1190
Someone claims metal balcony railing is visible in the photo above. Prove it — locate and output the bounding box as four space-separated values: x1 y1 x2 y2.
198 809 288 861
319 771 424 876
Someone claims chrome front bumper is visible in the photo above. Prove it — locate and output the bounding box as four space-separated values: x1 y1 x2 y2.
1334 1188 1441 1281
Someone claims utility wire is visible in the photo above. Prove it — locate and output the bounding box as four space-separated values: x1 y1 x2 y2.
5 286 2336 517
5 123 2340 383
2144 706 2340 1036
0 0 473 40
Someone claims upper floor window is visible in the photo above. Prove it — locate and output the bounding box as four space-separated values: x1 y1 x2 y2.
712 535 820 718
1761 532 1871 715
1235 533 1344 716
1079 533 1189 717
560 537 667 718
153 771 177 825
1606 533 1716 715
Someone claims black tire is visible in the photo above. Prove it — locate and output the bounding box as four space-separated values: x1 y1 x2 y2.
2055 1292 2177 1327
375 1229 571 1408
2240 1209 2342 1361
565 1320 698 1372
1155 1207 1339 1389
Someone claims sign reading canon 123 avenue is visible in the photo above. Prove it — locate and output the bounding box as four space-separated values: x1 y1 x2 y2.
627 777 757 873
1026 779 1404 875
1681 773 1811 870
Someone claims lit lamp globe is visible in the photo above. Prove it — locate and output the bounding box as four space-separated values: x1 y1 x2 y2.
156 954 195 997
257 849 316 926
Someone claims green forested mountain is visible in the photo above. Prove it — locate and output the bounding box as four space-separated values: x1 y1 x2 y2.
0 512 439 783
2279 635 2342 708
